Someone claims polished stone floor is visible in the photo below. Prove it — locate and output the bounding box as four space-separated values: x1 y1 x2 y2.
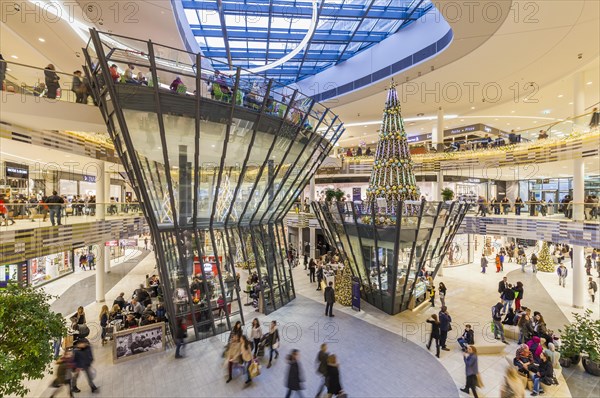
23 242 600 398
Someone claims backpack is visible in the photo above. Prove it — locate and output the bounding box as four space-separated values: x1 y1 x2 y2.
592 281 598 293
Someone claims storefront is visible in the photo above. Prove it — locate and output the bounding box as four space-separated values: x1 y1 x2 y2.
0 261 27 288
442 234 474 268
29 251 73 287
1 162 30 197
519 175 599 206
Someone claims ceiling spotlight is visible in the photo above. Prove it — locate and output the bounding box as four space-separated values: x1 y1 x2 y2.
38 38 45 42
586 81 593 85
11 55 18 59
470 106 475 110
557 94 563 98
568 102 573 105
511 110 515 113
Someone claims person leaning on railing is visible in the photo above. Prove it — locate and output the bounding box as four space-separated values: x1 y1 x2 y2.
44 64 60 99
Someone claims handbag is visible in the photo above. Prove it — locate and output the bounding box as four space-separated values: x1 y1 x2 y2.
476 373 484 388
273 341 280 349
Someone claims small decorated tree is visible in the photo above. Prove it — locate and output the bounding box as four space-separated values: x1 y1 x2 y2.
0 283 67 397
537 241 555 272
334 270 353 306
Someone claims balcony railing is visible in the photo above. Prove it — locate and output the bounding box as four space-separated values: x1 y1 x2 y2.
0 202 143 232
0 60 96 106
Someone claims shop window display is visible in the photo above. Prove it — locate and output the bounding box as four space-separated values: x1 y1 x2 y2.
29 252 73 286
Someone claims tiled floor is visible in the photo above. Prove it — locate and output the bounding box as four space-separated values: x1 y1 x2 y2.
20 245 600 398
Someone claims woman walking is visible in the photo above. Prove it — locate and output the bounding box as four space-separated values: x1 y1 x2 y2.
225 334 241 383
99 305 109 345
285 349 305 398
250 318 263 357
426 314 441 358
460 346 479 398
495 254 502 273
326 354 344 398
44 64 60 99
240 335 253 385
438 282 447 307
267 320 280 369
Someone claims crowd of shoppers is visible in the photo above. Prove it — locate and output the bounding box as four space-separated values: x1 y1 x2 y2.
0 192 139 228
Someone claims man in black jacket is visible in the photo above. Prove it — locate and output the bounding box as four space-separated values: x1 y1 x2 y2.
314 343 329 397
498 277 509 295
71 340 98 393
324 282 335 317
46 191 65 226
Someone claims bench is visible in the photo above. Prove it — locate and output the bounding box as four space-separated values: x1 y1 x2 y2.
504 355 563 393
472 341 507 355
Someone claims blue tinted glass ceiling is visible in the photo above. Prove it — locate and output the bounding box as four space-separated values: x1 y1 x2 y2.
179 0 433 83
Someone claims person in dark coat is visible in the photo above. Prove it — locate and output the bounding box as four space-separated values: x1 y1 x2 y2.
326 354 343 397
457 324 475 351
285 349 304 398
44 64 60 99
324 281 335 317
438 306 452 351
0 54 6 91
316 264 324 290
314 343 329 397
426 314 441 358
309 259 316 283
71 340 98 393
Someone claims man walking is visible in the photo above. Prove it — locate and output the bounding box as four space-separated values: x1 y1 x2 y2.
557 263 568 287
438 306 452 351
481 253 488 273
492 302 509 344
71 340 98 393
589 277 598 303
308 259 316 283
316 264 324 291
324 282 335 317
314 343 329 398
46 190 65 226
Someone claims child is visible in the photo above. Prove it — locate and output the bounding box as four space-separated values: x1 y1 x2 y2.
429 286 436 307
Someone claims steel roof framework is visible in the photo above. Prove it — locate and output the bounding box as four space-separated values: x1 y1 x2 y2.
181 0 433 82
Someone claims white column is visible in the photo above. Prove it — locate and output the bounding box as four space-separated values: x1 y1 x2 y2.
104 245 111 273
309 176 316 202
309 227 316 259
431 181 439 201
435 171 443 202
96 161 106 220
96 244 105 302
573 158 585 221
572 245 585 308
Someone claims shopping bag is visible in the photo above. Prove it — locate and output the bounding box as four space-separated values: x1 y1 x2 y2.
249 360 261 378
476 373 484 388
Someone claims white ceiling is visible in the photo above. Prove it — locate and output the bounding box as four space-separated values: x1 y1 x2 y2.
334 0 600 146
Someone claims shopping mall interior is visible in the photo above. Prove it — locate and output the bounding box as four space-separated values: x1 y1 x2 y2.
0 1 599 397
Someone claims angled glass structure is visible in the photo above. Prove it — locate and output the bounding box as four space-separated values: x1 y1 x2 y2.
178 0 434 82
313 200 469 314
83 30 344 340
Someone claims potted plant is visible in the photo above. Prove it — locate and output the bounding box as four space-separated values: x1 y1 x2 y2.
441 188 455 202
558 315 582 368
578 310 600 376
325 188 346 202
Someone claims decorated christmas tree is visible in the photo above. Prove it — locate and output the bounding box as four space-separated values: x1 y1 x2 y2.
334 269 353 306
365 80 419 214
537 241 555 272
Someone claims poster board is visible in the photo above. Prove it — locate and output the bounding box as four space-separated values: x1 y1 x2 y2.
112 322 166 364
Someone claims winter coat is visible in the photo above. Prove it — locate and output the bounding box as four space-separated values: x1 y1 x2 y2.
74 344 94 369
426 319 440 338
439 311 452 332
316 350 329 376
324 286 335 304
286 359 304 390
326 365 342 394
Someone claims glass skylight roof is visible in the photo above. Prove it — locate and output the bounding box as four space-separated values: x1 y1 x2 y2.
179 0 433 83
